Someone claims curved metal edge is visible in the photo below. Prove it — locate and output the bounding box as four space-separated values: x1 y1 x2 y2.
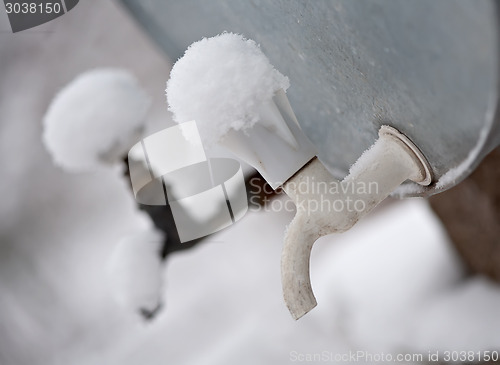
379 125 433 186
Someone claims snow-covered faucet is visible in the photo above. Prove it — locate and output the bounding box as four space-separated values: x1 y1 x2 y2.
166 33 433 319
282 125 432 319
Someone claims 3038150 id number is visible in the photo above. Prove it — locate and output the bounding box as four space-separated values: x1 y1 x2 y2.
442 350 499 362
5 2 62 14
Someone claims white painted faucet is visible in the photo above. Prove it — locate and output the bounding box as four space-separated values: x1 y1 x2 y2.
281 125 432 319
216 90 433 319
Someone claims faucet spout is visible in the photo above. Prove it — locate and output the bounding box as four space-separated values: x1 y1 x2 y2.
281 125 432 320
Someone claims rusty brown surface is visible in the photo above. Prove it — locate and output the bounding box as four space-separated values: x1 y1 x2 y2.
429 147 500 282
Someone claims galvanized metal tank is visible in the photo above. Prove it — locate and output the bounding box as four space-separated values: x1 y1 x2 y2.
121 0 500 196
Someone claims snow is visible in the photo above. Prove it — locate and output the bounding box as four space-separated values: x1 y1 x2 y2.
0 1 172 362
166 32 290 146
392 181 425 198
316 198 465 353
43 68 151 172
435 123 489 189
4 1 500 364
346 136 380 178
107 229 165 318
390 165 426 199
435 94 495 190
411 276 500 352
97 197 500 365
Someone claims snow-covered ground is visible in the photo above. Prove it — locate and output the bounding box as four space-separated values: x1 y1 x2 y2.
1 1 500 364
97 197 500 365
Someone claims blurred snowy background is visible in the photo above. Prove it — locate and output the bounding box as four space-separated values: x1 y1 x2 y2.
1 1 500 364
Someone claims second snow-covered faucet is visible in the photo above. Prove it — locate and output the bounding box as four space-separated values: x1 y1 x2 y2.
166 32 432 319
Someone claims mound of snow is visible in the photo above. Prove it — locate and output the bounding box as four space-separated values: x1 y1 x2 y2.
43 68 151 172
107 229 165 319
166 32 289 146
